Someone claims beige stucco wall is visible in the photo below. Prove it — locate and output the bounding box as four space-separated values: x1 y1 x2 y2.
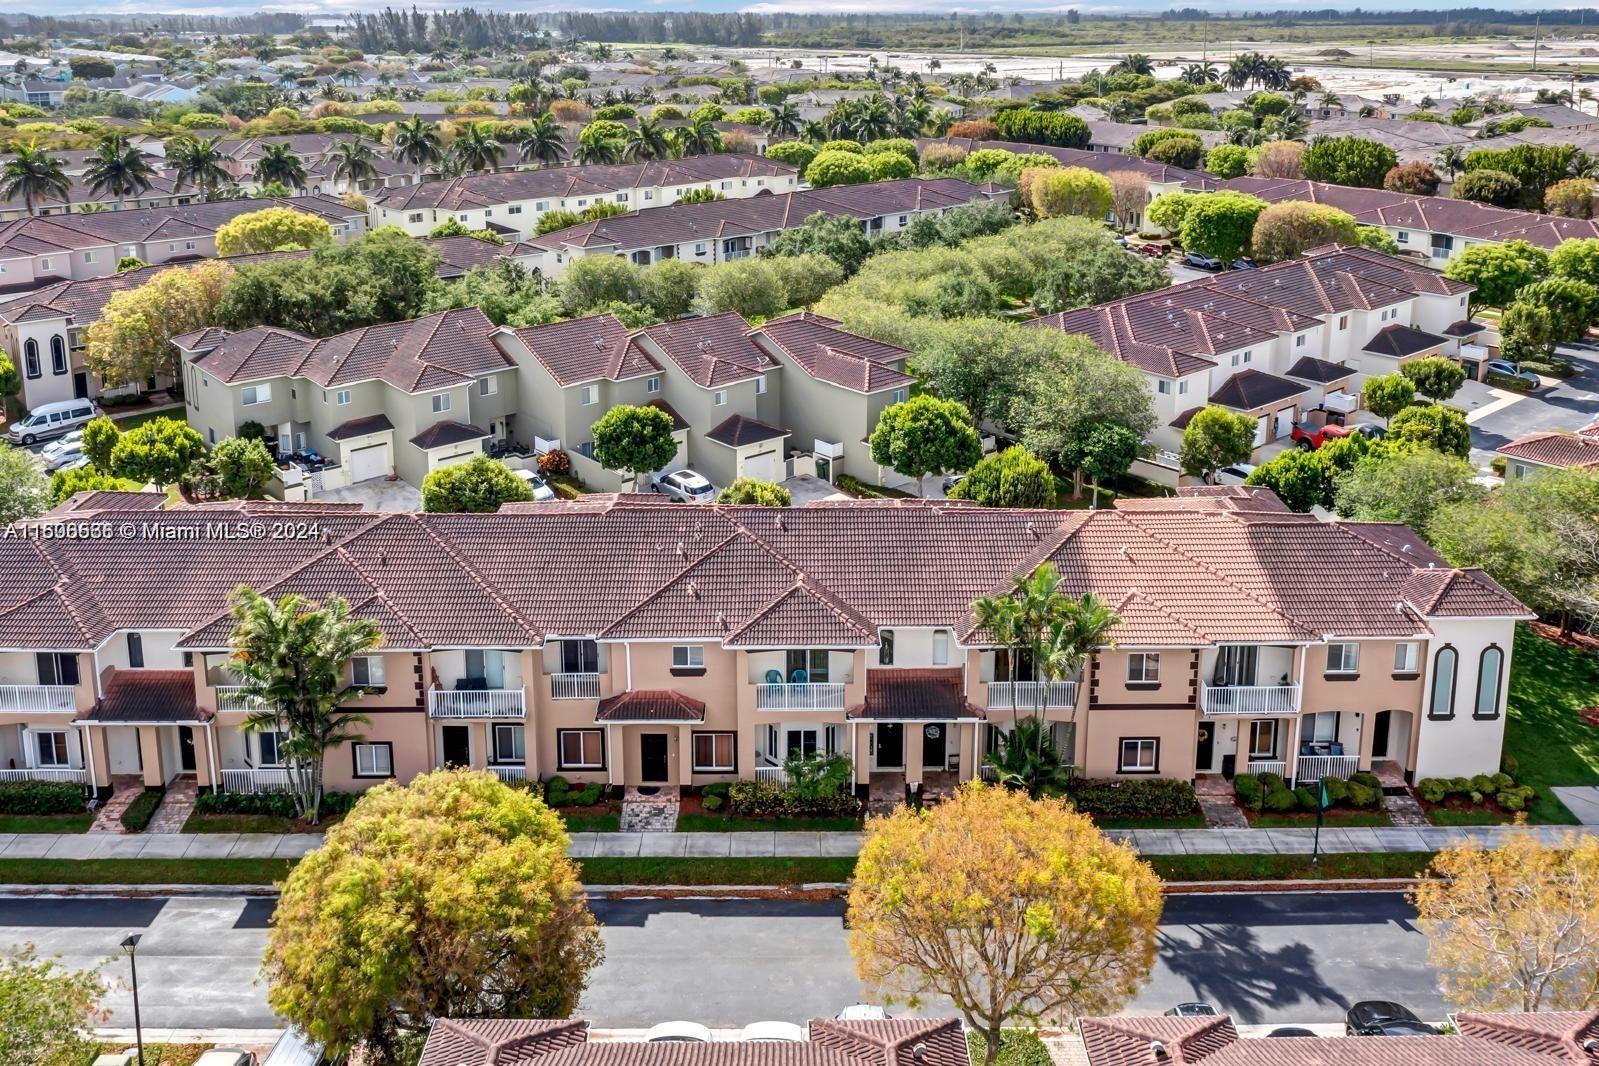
1089 649 1199 709
1080 706 1199 780
1300 641 1425 717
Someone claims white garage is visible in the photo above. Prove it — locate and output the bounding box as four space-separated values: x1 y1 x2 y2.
707 413 792 488
349 443 391 483
412 421 491 475
741 449 783 483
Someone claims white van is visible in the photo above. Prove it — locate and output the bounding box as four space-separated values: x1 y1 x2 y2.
7 400 100 446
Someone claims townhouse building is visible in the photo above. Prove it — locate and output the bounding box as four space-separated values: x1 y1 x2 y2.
524 178 997 278
0 489 1526 803
1029 245 1483 456
1498 420 1599 480
369 154 801 243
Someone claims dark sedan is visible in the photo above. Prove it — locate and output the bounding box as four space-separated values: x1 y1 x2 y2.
1345 1000 1441 1036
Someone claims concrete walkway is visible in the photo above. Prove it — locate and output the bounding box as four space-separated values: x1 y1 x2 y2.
0 832 323 860
1552 787 1599 825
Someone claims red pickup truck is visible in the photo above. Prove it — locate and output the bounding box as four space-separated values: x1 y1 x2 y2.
1292 422 1385 450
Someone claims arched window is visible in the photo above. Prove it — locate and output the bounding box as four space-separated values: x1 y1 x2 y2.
22 338 38 378
1475 645 1504 719
49 335 65 375
1429 645 1458 720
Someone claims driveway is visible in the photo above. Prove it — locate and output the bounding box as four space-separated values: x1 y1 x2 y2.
1468 345 1599 470
782 474 849 505
313 478 422 511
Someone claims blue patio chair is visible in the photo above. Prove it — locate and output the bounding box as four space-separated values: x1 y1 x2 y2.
789 668 808 684
1329 742 1345 756
764 669 783 684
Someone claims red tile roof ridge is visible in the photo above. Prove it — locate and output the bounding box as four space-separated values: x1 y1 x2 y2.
411 515 546 645
596 526 792 639
0 584 92 648
721 577 877 648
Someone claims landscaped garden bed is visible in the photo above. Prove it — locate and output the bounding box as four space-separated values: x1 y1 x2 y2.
545 776 620 832
1416 772 1537 825
1233 770 1389 826
182 789 357 833
676 785 862 832
0 780 91 833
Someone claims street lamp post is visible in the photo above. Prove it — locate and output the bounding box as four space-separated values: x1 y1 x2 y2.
120 934 145 1066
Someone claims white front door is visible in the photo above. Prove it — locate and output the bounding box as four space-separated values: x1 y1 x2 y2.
348 443 390 483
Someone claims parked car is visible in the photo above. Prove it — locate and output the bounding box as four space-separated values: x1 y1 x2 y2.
836 1005 890 1021
646 1022 714 1043
1183 251 1223 271
1230 259 1259 270
1291 422 1352 450
7 400 100 446
741 1022 807 1043
941 473 967 494
1345 423 1386 440
40 430 86 470
652 469 716 504
1215 464 1257 486
1134 242 1168 257
1345 1001 1441 1037
1164 1002 1219 1017
1486 359 1541 387
1266 1028 1317 1038
514 469 557 501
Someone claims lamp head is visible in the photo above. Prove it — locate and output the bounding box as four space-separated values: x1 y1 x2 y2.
121 933 141 953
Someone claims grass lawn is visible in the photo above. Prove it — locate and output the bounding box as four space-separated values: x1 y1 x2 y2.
183 812 298 833
1502 625 1599 824
0 813 93 833
561 813 621 832
0 858 294 884
1092 813 1209 830
70 1044 212 1066
1428 809 1509 826
578 857 857 885
1244 810 1391 829
108 405 181 430
674 814 863 832
1147 851 1435 882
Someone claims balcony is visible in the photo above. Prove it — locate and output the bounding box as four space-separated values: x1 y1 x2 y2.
1297 754 1359 783
1200 683 1301 716
755 682 846 711
221 767 294 794
214 686 275 713
0 767 83 784
987 680 1077 711
429 687 526 718
551 673 600 700
0 684 77 713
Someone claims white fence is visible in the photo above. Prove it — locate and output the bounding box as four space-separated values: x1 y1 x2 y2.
1245 760 1287 779
490 765 528 784
754 764 791 788
0 684 76 712
215 686 273 713
429 688 526 718
1200 683 1301 716
754 683 846 711
1296 755 1359 783
221 768 294 794
987 680 1077 710
551 673 600 700
0 767 84 784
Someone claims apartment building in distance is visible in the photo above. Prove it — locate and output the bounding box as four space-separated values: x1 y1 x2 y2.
0 489 1527 802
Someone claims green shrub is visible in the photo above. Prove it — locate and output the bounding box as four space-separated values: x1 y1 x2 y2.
702 782 732 800
1263 787 1299 812
1062 777 1198 818
966 1030 1052 1066
121 789 162 833
1486 371 1536 392
192 790 357 818
0 780 84 815
1233 772 1263 810
552 781 604 807
1449 777 1473 795
1258 772 1287 793
1320 776 1350 806
702 793 725 812
1491 772 1515 791
1470 774 1497 795
1418 778 1448 803
728 779 786 818
1498 789 1526 812
1349 771 1382 792
1346 782 1379 808
1292 786 1318 810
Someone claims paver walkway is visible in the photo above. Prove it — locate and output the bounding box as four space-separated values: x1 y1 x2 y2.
1383 790 1431 828
146 779 198 834
619 786 679 832
86 777 144 834
1194 775 1248 828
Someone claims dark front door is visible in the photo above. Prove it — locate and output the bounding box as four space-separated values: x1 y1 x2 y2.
1196 723 1215 771
441 725 471 768
72 371 89 399
921 723 946 770
876 724 904 769
640 733 670 783
178 726 196 773
1372 710 1392 759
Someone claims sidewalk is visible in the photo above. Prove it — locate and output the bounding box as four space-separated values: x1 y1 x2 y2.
0 823 1593 862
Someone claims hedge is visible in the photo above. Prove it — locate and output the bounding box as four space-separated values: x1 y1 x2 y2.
193 790 358 818
966 1030 1053 1066
1061 777 1198 818
545 775 605 807
120 790 162 833
1417 772 1535 811
728 779 858 819
992 109 1091 149
0 780 84 815
1234 770 1383 813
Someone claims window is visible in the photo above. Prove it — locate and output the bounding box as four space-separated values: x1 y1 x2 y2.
1156 379 1170 395
39 257 50 270
1249 720 1278 759
692 731 736 772
784 649 829 683
672 645 705 673
786 727 820 759
647 376 661 394
1475 645 1504 719
1295 334 1306 348
1127 652 1160 685
1393 642 1419 674
694 242 706 255
561 638 599 674
241 383 271 405
755 377 767 395
257 730 287 767
891 388 908 404
126 632 143 668
1231 354 1240 367
50 336 65 374
1178 380 1188 395
1430 645 1458 719
932 630 949 666
33 730 69 767
23 339 38 378
1326 643 1359 674
1303 711 1337 744
432 394 451 413
83 250 95 264
336 390 352 406
1242 350 1252 364
408 212 424 223
558 729 604 769
1338 315 1348 330
616 193 628 203
898 214 908 226
478 377 497 396
208 427 217 444
508 205 522 215
581 385 598 406
352 656 385 686
36 652 79 687
536 201 549 212
1119 738 1158 773
713 390 727 406
878 630 894 665
458 213 470 222
493 723 525 763
352 742 394 778
1397 230 1409 243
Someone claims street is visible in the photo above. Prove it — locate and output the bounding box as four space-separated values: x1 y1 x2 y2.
1468 344 1599 469
0 892 1441 1029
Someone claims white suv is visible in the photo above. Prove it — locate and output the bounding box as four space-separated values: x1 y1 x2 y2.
652 469 716 504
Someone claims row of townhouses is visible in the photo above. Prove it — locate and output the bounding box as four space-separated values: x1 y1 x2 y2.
177 306 915 491
1030 245 1485 458
0 489 1527 799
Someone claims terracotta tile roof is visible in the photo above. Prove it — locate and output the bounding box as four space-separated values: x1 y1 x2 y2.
1208 369 1308 411
80 669 209 724
1286 355 1354 384
1079 1015 1239 1066
420 1019 588 1066
1498 431 1599 470
1364 323 1447 358
507 313 659 387
1400 567 1531 618
49 490 168 514
754 312 915 393
638 312 775 388
644 398 690 432
327 413 394 441
1444 319 1484 337
706 414 789 448
410 421 488 450
1455 1011 1599 1062
1116 486 1296 515
849 667 982 720
594 689 706 722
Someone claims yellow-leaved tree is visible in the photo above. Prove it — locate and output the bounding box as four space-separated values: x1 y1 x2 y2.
215 206 332 257
264 769 604 1061
84 261 232 389
848 784 1163 1064
1414 831 1599 1012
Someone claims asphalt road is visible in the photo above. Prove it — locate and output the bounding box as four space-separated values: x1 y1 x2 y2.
0 891 1441 1030
1468 343 1599 469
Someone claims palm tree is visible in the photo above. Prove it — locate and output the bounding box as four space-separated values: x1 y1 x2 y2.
0 143 70 217
329 140 380 191
516 113 566 166
168 134 229 202
573 137 621 165
1436 145 1466 181
1222 56 1251 90
1318 89 1342 115
673 117 721 157
986 718 1073 799
227 587 382 825
82 133 153 211
764 103 801 138
449 123 505 173
390 116 443 178
1109 52 1154 77
252 141 307 193
1180 62 1218 86
624 117 672 162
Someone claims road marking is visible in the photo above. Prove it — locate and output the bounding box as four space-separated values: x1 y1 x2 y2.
1465 390 1525 425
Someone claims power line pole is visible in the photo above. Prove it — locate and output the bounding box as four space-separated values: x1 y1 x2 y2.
1533 15 1541 71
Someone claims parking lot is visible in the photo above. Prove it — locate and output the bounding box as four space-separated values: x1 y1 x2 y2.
1467 344 1599 470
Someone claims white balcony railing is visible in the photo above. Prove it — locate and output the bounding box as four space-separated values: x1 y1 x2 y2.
551 673 600 700
429 688 526 718
489 765 528 784
0 684 76 712
755 764 791 788
1200 683 1301 716
1245 760 1287 779
1296 755 1359 783
214 686 274 713
754 682 846 711
987 680 1078 711
0 767 83 784
221 767 294 794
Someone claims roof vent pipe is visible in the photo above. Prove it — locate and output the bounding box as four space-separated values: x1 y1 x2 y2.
911 1045 927 1063
1150 1041 1167 1060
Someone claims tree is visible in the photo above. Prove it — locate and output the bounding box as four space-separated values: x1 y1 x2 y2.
0 947 107 1066
0 142 69 216
1060 422 1140 499
216 207 332 257
1033 241 1167 314
1028 166 1113 220
265 770 604 1058
0 444 48 525
1515 277 1599 353
1180 406 1256 483
68 55 115 79
1387 403 1471 458
1544 177 1596 219
1362 372 1416 422
228 587 382 822
717 477 792 505
0 351 17 420
1454 168 1523 207
1204 144 1250 179
1357 226 1400 254
212 436 277 499
1244 446 1331 512
109 416 206 485
1401 356 1468 402
1333 447 1484 531
1145 136 1203 170
694 258 787 320
768 254 844 310
558 255 639 315
82 415 120 473
1383 161 1441 196
167 134 230 201
1250 201 1359 263
869 394 983 497
1178 191 1267 263
1463 142 1584 210
765 140 818 172
591 404 677 490
1501 300 1561 365
49 467 140 505
636 258 701 321
848 784 1161 1065
1444 239 1549 311
1414 832 1599 1012
805 149 872 189
1249 140 1304 179
421 454 534 512
329 139 380 189
391 116 443 177
767 211 873 276
1551 237 1599 288
252 141 308 192
947 446 1054 508
87 261 232 388
1301 135 1397 189
83 133 155 209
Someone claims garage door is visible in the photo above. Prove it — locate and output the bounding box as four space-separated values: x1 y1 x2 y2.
431 450 476 470
349 443 390 483
742 450 781 483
